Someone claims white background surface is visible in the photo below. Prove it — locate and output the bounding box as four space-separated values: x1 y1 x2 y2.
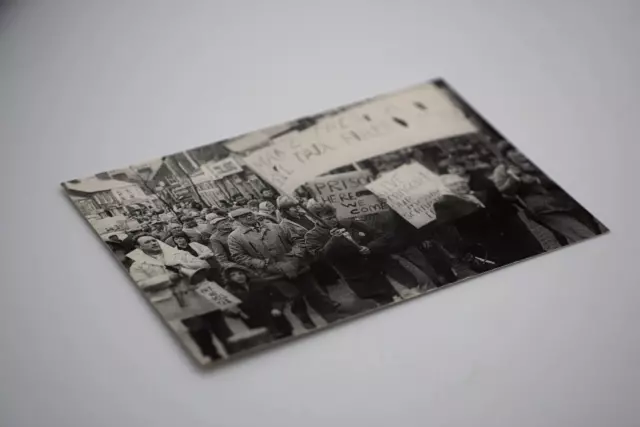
1 1 638 426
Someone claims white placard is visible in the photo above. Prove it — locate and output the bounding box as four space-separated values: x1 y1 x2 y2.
243 84 476 193
366 162 452 228
306 170 387 219
195 282 242 310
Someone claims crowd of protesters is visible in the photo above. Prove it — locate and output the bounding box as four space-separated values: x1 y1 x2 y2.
102 138 606 361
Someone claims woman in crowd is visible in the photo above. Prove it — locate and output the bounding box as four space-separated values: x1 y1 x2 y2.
172 231 222 283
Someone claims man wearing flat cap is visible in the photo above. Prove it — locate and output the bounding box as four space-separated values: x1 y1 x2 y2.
227 208 343 328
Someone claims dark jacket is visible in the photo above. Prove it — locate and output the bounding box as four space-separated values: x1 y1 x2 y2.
228 222 307 277
305 220 383 278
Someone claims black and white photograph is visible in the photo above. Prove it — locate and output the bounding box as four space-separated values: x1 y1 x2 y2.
62 79 607 366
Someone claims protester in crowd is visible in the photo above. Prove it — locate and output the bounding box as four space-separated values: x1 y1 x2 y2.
293 186 312 205
208 217 236 269
253 200 277 224
362 209 448 288
172 232 214 260
222 265 293 339
204 212 219 223
497 147 598 244
227 208 346 328
305 203 400 305
260 188 278 206
127 234 232 361
247 200 260 212
163 222 183 247
434 170 544 268
128 235 210 299
212 207 228 216
182 219 207 243
231 195 248 208
105 239 133 269
255 211 279 224
151 221 170 242
277 196 342 289
195 216 214 237
173 231 222 282
258 200 277 216
277 196 315 232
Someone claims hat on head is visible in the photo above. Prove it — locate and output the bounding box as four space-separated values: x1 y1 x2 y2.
211 217 227 226
308 202 335 216
258 201 274 211
276 195 297 210
228 208 252 219
222 264 253 283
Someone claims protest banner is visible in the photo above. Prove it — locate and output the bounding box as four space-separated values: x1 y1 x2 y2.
306 170 387 219
203 157 243 180
195 282 242 310
243 84 476 193
366 162 452 228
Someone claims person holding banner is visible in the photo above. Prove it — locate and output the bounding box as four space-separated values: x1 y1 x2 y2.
305 203 400 305
227 208 345 329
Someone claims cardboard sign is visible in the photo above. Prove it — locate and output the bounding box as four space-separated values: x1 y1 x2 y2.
243 84 476 193
366 162 452 228
203 157 243 180
306 170 387 219
195 282 242 310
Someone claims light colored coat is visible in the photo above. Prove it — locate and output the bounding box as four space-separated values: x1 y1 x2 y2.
127 241 209 302
228 222 304 270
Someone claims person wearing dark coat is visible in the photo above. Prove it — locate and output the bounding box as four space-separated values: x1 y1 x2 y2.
497 148 602 244
434 172 544 268
227 208 345 329
276 195 340 289
305 203 400 305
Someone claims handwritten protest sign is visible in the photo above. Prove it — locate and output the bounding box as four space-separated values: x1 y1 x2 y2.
306 170 387 219
195 282 242 310
366 162 452 228
243 84 476 193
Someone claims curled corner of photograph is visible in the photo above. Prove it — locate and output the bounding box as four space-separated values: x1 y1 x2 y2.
61 80 609 367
